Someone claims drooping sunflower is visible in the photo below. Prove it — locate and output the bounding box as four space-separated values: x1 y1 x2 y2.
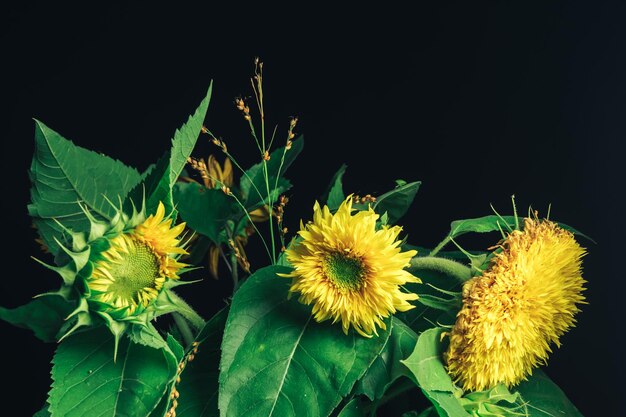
445 217 586 391
183 154 269 278
39 200 192 350
281 197 419 337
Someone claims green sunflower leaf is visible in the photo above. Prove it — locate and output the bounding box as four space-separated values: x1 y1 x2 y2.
449 215 517 238
413 408 439 417
128 322 171 350
448 215 594 242
169 83 213 187
355 317 418 400
218 265 390 417
0 294 75 343
401 328 470 417
373 181 421 224
239 136 304 210
174 182 237 244
33 406 51 417
514 369 583 417
321 163 347 211
49 327 178 417
28 120 142 255
127 83 213 217
174 307 229 417
149 334 186 417
459 384 526 416
336 397 366 417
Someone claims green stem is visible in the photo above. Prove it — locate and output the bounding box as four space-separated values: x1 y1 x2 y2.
223 150 266 205
429 235 451 257
262 159 276 264
168 291 205 330
228 191 273 262
172 312 194 348
231 252 240 293
273 145 288 202
409 256 472 283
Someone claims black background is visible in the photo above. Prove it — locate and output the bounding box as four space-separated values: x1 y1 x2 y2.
2 2 625 416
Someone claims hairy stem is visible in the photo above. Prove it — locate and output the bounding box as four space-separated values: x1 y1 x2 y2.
172 312 195 348
169 291 205 329
409 256 472 283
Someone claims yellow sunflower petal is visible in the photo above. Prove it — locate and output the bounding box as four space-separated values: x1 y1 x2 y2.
281 196 419 336
445 217 586 391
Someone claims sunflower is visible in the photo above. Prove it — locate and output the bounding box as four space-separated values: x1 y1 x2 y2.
35 199 196 352
281 197 419 337
87 202 187 315
445 217 586 391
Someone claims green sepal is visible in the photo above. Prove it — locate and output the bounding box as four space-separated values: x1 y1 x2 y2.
97 311 130 362
77 202 112 242
34 285 74 301
89 236 112 256
57 297 93 342
58 310 93 342
65 296 89 321
31 256 77 286
53 237 91 272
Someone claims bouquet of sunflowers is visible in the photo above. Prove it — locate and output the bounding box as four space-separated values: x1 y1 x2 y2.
2 60 588 417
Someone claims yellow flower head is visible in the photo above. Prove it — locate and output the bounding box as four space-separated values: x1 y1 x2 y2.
88 202 187 316
282 197 420 337
445 217 586 391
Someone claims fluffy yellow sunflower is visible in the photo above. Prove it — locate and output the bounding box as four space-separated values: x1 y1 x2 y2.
88 202 187 314
445 217 586 391
281 197 419 337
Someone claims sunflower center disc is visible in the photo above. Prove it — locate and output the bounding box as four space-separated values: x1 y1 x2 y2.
323 252 366 291
107 239 161 302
